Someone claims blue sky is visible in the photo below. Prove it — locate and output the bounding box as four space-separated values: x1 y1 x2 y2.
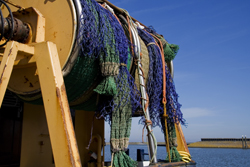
105 0 250 142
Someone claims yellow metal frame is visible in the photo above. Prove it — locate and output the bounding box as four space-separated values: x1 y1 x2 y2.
75 110 104 166
0 41 82 167
176 123 189 153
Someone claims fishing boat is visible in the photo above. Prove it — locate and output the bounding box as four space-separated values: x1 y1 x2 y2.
0 0 196 166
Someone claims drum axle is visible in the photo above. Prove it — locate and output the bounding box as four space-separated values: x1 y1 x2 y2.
0 17 30 44
0 0 30 47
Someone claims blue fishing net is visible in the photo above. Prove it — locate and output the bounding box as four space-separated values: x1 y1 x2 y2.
146 26 185 125
137 28 163 127
165 65 185 125
76 0 141 122
138 27 185 127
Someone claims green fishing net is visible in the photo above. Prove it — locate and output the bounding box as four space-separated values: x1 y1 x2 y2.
162 120 182 162
110 72 137 167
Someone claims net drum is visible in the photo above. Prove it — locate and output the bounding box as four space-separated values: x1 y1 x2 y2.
0 0 118 110
1 0 83 95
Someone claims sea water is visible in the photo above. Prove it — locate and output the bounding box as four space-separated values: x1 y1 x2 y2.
104 145 250 167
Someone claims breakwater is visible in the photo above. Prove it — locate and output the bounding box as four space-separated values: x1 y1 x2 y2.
188 138 249 149
201 138 250 141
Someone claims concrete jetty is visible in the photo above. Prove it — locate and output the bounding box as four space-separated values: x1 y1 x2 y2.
188 138 249 149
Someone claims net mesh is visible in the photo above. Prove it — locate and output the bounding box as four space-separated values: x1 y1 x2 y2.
76 0 141 121
138 27 185 127
161 120 182 162
137 28 164 127
139 26 185 162
13 0 187 164
77 1 140 166
145 27 179 62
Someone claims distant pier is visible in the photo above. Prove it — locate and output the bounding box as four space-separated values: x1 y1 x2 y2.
201 138 250 141
188 138 249 149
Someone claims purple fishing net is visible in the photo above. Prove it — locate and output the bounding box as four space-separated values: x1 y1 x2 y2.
138 27 185 127
76 0 141 122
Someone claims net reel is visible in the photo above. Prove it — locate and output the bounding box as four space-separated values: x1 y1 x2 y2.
0 1 183 166
0 0 81 94
0 0 136 110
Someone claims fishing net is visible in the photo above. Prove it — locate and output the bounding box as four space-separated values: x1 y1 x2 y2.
165 65 185 125
145 27 179 62
18 0 140 112
138 27 185 126
161 120 182 162
77 0 140 166
16 4 140 166
139 26 185 162
77 0 140 115
93 22 119 96
110 71 137 167
137 28 164 127
13 0 186 164
16 52 100 108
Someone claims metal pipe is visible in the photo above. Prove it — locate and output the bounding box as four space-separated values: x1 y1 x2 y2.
0 17 30 44
170 60 174 78
130 25 157 163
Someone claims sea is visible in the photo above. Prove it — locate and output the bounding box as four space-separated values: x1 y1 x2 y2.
104 145 250 167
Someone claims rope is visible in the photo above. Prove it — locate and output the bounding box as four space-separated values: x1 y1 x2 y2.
129 23 157 163
149 33 172 162
178 151 191 162
163 104 171 162
111 153 114 167
148 33 167 104
126 15 134 57
145 27 186 125
120 63 127 67
142 119 152 143
138 26 186 163
147 42 156 47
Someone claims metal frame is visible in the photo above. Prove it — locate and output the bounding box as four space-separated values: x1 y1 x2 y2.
0 41 82 167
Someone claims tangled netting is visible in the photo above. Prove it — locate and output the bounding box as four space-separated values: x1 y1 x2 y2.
137 28 163 127
138 28 185 127
77 0 140 166
77 0 141 122
139 26 185 162
165 65 185 125
146 27 185 125
145 27 179 62
161 119 182 162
